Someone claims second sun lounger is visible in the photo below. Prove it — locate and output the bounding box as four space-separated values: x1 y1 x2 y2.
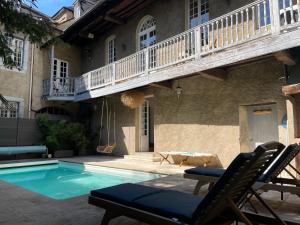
184 142 300 196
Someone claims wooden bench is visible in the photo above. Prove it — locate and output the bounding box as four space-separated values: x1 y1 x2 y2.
158 151 221 167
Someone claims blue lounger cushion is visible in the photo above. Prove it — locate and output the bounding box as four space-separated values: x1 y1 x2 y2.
185 167 225 177
91 183 163 205
0 145 47 155
134 189 204 223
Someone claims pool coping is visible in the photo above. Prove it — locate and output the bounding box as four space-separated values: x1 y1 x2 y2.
0 160 59 169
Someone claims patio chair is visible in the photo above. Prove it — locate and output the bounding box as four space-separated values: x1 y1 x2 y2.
184 142 300 196
88 143 285 225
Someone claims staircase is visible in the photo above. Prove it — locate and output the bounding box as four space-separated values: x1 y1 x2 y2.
124 152 161 162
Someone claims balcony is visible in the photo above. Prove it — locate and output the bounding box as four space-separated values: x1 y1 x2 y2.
73 0 300 101
43 77 75 101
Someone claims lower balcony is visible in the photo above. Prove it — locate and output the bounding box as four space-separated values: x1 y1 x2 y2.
42 77 75 101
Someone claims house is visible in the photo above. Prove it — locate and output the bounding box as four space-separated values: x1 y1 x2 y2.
1 0 300 170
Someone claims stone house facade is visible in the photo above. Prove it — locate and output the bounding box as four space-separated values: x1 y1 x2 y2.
1 0 300 169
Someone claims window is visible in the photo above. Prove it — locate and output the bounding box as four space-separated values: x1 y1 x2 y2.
279 0 299 25
259 0 271 27
106 36 116 64
188 0 209 28
53 59 68 80
0 101 18 118
7 37 24 69
137 16 156 50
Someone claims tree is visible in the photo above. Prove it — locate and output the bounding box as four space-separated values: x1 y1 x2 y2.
0 0 54 68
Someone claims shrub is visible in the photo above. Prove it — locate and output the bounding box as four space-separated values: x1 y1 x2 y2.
37 115 89 154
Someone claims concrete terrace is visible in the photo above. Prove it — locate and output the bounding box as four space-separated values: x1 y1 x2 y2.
0 156 299 225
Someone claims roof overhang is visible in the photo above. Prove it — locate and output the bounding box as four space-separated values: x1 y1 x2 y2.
61 0 154 44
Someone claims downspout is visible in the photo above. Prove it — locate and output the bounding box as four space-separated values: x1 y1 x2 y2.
28 44 35 119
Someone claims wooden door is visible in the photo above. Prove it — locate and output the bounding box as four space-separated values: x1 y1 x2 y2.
247 104 279 149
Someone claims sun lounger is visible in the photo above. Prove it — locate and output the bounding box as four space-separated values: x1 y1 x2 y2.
184 142 300 196
88 143 284 225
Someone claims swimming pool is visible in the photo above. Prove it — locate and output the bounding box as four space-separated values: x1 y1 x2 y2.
0 161 163 200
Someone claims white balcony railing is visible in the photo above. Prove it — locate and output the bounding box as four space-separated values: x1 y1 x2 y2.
43 77 75 98
74 0 300 95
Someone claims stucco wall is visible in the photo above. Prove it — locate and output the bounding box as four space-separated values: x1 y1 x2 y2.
92 97 136 156
81 0 186 73
0 40 78 119
153 59 286 167
81 0 256 74
54 43 82 77
99 59 286 166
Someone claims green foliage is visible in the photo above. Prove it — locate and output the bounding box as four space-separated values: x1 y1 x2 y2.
0 0 54 68
37 115 89 153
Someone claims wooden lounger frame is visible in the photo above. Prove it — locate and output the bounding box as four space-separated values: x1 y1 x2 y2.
89 196 298 225
89 142 292 225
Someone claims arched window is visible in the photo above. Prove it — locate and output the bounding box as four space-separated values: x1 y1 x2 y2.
137 16 156 50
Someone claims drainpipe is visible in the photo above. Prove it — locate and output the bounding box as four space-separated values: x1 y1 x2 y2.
28 44 35 119
49 45 54 96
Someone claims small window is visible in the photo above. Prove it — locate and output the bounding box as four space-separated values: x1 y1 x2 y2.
7 37 24 69
188 0 209 28
0 101 18 118
106 36 116 64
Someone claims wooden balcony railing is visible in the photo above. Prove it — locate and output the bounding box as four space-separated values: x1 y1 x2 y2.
43 77 75 98
74 0 300 95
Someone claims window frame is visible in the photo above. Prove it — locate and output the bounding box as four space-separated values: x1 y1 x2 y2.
137 16 157 51
105 35 117 64
188 0 209 29
0 96 24 118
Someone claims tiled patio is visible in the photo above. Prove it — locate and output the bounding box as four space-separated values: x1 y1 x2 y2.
0 156 299 225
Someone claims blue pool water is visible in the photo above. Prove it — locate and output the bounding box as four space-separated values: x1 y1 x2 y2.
0 162 163 200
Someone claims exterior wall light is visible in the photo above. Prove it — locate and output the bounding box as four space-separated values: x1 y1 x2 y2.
175 80 183 99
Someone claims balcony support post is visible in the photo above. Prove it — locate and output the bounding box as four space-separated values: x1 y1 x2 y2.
194 26 202 59
270 0 281 34
87 73 91 90
144 48 149 75
112 63 116 85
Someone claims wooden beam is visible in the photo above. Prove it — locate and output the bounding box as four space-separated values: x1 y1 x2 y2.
104 14 124 24
198 68 228 81
149 81 173 90
274 51 296 66
282 83 300 96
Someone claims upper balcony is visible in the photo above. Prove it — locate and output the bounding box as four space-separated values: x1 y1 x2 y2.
73 0 300 101
43 77 75 101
